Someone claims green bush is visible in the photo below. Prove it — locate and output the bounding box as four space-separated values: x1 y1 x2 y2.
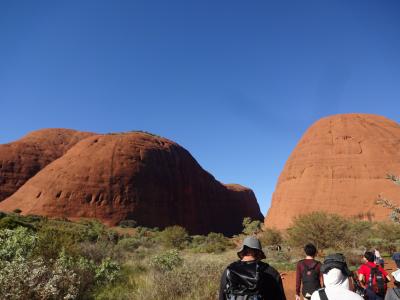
0 227 36 261
33 222 80 260
0 216 35 230
287 211 352 249
259 227 283 246
242 217 262 235
159 226 189 249
118 219 137 228
151 259 226 300
190 232 233 253
150 249 183 272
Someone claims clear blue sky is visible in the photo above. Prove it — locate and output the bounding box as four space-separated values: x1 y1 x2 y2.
1 1 399 214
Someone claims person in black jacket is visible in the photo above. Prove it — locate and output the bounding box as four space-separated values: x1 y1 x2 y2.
219 236 286 300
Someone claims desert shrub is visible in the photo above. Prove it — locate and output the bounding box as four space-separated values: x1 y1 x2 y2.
151 259 226 300
190 235 207 247
92 265 140 300
23 214 44 223
0 216 35 230
150 249 183 272
347 220 373 248
13 208 22 214
159 226 189 249
287 211 351 249
190 232 233 253
95 257 121 283
117 232 156 251
118 219 137 228
0 255 80 300
34 222 80 260
368 222 400 252
0 227 36 261
78 241 119 263
79 219 116 243
259 227 283 246
242 217 262 235
117 237 143 252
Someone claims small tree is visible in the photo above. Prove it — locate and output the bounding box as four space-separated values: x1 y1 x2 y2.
376 174 400 223
287 211 351 249
159 226 189 249
259 227 283 247
242 217 262 235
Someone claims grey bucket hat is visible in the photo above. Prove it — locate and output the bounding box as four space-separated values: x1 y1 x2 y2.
237 236 266 259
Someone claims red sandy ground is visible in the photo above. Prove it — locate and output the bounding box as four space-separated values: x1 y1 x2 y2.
281 260 397 299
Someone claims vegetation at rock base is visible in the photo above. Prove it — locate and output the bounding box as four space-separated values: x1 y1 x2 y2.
1 210 400 299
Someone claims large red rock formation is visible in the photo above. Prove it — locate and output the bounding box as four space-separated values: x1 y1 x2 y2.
0 131 262 235
0 129 94 201
265 114 400 229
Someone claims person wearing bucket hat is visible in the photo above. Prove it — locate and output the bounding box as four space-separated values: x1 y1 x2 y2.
219 236 286 300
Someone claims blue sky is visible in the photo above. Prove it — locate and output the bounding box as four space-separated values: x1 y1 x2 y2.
0 1 399 214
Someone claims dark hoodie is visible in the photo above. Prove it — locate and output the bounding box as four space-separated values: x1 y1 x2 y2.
219 260 286 300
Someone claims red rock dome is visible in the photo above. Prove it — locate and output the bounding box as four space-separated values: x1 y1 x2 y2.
265 114 400 229
0 131 262 235
0 129 94 201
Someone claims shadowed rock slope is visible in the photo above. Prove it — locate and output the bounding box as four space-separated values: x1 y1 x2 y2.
265 114 400 229
0 131 262 235
0 129 95 201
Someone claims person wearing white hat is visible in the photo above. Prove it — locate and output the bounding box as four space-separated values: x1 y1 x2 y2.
219 236 286 300
310 268 364 300
385 269 400 300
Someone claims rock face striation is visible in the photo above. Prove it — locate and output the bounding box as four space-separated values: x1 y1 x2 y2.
0 129 94 201
265 114 400 229
0 131 262 235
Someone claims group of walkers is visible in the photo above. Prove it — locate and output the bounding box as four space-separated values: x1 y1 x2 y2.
219 236 400 300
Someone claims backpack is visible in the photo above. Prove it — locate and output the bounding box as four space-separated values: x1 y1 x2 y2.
366 265 387 297
225 262 264 300
351 272 366 298
301 260 321 297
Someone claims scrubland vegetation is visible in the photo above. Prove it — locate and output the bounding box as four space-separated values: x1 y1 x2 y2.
1 203 400 299
0 121 396 299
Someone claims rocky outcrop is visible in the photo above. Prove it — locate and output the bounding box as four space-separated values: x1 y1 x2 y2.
0 131 262 235
0 129 94 201
265 114 400 229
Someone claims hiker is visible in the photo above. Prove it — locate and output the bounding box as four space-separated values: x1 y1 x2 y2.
358 251 391 300
392 252 400 269
296 243 322 300
385 269 400 300
219 236 286 300
311 254 363 300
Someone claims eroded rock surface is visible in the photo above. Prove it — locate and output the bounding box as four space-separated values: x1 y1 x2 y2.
0 129 94 201
265 114 400 229
0 131 262 235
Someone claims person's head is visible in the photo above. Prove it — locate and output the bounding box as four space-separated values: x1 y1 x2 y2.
304 243 317 257
321 253 352 277
363 251 375 263
237 236 266 260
